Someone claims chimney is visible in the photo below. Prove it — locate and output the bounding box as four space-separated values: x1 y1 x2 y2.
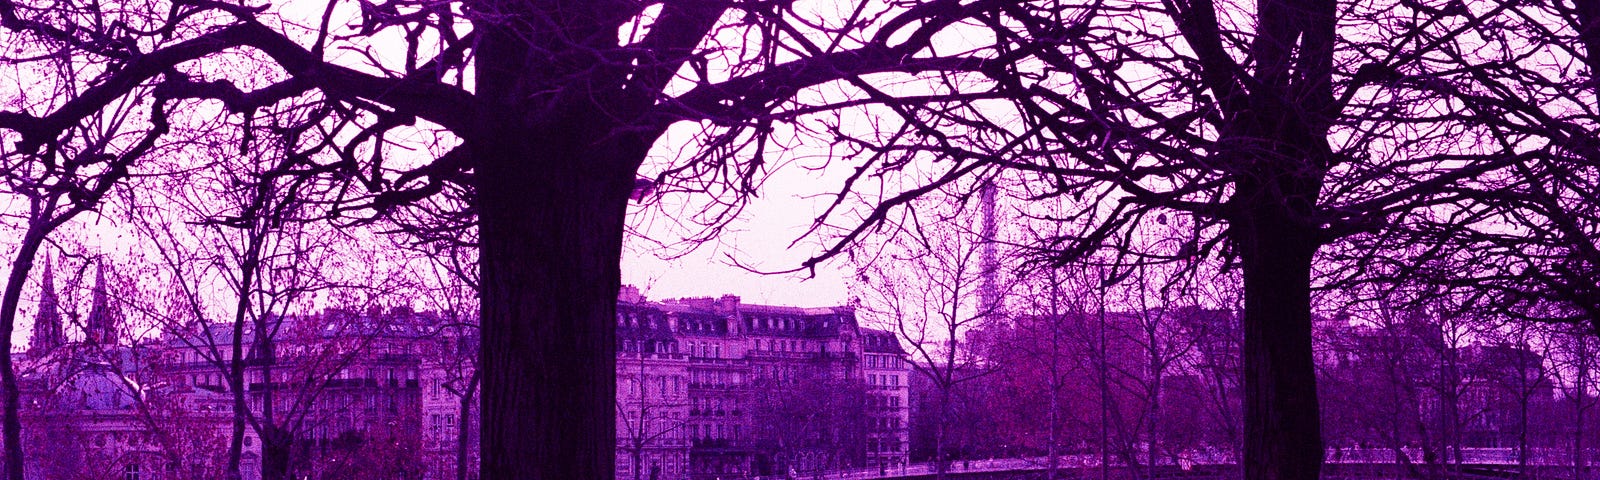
715 295 740 313
618 285 644 304
717 295 742 334
678 297 714 310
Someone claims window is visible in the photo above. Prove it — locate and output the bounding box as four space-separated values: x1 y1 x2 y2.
122 464 140 480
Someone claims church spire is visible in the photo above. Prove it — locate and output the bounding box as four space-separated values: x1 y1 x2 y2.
29 254 63 354
85 258 119 344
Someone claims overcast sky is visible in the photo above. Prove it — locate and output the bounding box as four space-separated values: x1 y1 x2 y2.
621 124 858 308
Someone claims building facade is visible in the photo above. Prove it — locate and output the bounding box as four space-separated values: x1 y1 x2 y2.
12 262 900 480
614 286 911 480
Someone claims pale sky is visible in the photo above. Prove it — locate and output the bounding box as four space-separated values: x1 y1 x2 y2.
621 124 860 308
620 234 854 308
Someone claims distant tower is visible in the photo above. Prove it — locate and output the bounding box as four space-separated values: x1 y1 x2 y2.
977 180 1001 318
29 254 63 354
85 259 120 344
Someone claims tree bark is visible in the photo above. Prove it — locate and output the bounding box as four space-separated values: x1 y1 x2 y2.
1236 201 1323 480
473 126 641 478
262 426 293 480
228 233 263 480
469 0 658 471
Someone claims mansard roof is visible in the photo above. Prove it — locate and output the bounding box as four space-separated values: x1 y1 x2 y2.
615 295 859 340
860 328 906 355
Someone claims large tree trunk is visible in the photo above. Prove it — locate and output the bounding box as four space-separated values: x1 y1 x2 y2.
474 127 639 478
1236 201 1323 480
470 0 657 469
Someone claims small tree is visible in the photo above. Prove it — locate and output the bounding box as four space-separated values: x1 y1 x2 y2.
615 343 687 480
854 189 1008 480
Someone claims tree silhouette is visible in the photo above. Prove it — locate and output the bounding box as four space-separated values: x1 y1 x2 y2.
0 1 1002 477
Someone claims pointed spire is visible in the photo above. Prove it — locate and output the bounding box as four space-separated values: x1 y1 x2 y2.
86 258 119 344
29 253 63 354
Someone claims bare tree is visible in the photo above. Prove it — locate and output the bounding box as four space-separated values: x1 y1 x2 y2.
1110 260 1211 476
854 190 1008 480
0 0 1017 475
749 364 870 476
119 117 417 479
992 262 1095 480
0 70 188 478
1543 323 1598 478
10 1 1594 479
389 196 480 480
906 2 1572 477
415 267 480 480
1474 320 1555 470
615 337 687 480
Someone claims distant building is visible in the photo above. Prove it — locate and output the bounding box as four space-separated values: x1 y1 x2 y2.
861 329 910 470
12 268 898 480
614 286 910 480
1314 312 1562 456
14 258 234 479
419 322 480 480
154 307 437 480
